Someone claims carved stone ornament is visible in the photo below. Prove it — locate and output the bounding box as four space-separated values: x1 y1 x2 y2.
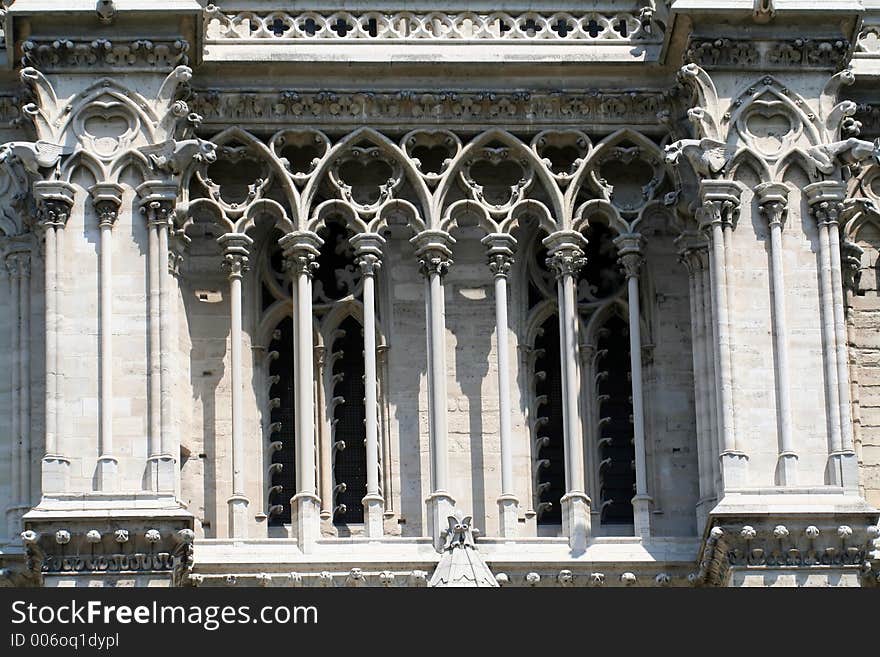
428 510 499 587
686 37 850 71
189 88 678 130
22 38 190 72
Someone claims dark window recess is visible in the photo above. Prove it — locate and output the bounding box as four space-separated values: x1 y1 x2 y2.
332 316 367 524
534 314 565 525
596 314 635 525
268 316 296 526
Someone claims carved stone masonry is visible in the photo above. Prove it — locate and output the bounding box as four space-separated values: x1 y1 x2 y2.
418 253 453 278
94 201 119 229
812 199 843 227
22 38 190 71
614 234 645 279
546 246 586 279
141 200 174 229
699 198 740 232
37 198 72 229
356 252 381 277
221 251 250 279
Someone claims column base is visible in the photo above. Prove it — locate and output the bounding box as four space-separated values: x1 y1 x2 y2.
560 491 591 553
292 492 321 553
227 494 250 539
632 494 653 539
720 451 749 489
146 455 177 494
775 452 798 487
827 451 859 492
41 455 70 495
94 456 118 493
426 491 456 552
497 494 519 539
362 493 385 539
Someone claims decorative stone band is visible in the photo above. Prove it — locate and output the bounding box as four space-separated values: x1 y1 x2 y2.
21 38 190 72
19 525 195 582
188 88 679 130
205 8 662 45
686 37 851 71
692 522 880 587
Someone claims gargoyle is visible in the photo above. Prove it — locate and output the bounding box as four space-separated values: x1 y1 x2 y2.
0 140 68 174
139 138 217 176
664 138 734 178
807 137 880 173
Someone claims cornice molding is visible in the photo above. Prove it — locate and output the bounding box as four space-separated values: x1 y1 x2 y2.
189 87 682 131
20 37 190 72
685 36 852 71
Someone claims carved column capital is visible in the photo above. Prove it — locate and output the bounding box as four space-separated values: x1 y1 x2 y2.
543 230 587 279
351 232 386 277
698 179 743 232
136 180 178 228
804 181 847 227
675 231 709 274
34 181 76 229
218 233 253 280
89 182 125 229
755 182 790 229
279 230 323 279
412 229 455 279
614 233 645 279
481 233 516 278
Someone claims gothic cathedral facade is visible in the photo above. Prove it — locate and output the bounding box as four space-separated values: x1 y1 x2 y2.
1 0 879 587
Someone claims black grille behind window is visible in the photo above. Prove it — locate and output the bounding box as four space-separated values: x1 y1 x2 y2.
534 314 565 525
596 314 635 525
331 315 367 524
268 316 296 526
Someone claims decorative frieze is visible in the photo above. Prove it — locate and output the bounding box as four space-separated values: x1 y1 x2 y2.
691 521 880 586
188 88 678 130
21 38 191 72
686 37 851 71
204 7 661 45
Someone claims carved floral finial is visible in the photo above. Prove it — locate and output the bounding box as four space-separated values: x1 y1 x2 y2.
54 530 71 545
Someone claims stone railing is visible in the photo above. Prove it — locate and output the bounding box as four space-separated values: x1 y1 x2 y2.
204 6 662 44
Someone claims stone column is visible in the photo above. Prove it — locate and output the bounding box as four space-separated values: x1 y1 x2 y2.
218 233 253 538
412 230 456 551
5 253 21 535
699 180 748 489
315 345 334 534
755 183 798 486
89 183 124 493
351 233 386 538
614 233 653 538
17 252 32 513
482 233 519 538
280 231 323 552
34 182 75 496
677 233 715 528
138 181 179 494
804 182 858 489
544 230 590 551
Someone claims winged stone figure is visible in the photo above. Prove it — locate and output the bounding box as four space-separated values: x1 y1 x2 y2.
0 140 68 174
664 138 734 178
